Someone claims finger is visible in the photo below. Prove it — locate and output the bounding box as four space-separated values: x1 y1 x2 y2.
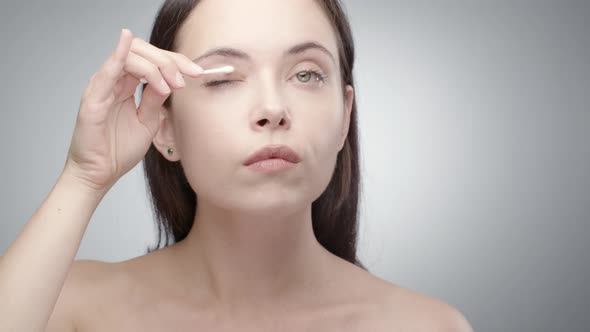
124 52 171 95
136 82 168 135
88 29 134 103
165 50 205 77
130 45 185 89
113 74 141 104
131 37 203 79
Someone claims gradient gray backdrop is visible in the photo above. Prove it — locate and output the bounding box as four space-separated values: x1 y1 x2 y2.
1 1 589 331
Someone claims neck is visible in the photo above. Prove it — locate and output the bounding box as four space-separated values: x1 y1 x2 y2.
172 198 333 310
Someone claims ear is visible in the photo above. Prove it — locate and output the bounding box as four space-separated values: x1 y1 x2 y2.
152 107 181 161
338 85 354 151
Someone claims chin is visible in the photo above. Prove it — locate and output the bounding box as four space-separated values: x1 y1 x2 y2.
226 192 312 217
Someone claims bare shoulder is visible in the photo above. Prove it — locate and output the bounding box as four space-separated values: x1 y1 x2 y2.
332 259 473 332
46 259 127 331
381 282 473 331
49 248 182 330
354 268 473 331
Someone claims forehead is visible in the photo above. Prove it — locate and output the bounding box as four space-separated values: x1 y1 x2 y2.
175 0 339 64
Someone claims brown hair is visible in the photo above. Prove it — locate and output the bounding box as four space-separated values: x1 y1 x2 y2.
142 0 365 269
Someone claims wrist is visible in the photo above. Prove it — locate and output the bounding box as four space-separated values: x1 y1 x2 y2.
57 171 111 201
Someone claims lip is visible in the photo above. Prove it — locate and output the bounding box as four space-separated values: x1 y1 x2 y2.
243 144 302 166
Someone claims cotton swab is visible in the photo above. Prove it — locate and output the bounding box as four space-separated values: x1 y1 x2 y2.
200 65 235 75
138 65 234 85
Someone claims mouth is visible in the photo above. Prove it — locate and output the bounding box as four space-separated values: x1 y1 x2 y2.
245 158 298 172
243 144 301 172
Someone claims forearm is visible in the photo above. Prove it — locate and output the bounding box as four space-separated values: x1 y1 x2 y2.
0 174 108 331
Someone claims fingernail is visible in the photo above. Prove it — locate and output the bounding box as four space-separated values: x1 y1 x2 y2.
191 63 204 74
176 72 185 87
161 78 171 93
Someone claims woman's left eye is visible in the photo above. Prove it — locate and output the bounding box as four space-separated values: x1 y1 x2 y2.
294 69 328 86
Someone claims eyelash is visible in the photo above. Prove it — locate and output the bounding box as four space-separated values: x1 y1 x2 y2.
203 69 328 88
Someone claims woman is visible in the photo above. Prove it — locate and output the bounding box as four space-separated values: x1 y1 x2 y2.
0 0 473 330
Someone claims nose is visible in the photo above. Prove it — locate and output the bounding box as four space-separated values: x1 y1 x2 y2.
254 110 289 129
250 78 291 131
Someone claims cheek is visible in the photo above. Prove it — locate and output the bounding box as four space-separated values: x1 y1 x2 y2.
172 103 242 191
293 89 344 149
296 103 344 195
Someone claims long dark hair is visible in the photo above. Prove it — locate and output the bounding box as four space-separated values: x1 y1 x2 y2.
142 0 365 269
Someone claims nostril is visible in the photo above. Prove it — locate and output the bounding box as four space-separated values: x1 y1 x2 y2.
257 119 268 126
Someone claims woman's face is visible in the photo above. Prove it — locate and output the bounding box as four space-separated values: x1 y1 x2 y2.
158 0 353 216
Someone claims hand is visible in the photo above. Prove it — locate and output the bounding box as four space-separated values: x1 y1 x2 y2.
63 29 203 192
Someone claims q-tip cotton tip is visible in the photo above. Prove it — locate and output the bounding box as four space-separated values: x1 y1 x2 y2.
137 65 235 85
201 65 235 75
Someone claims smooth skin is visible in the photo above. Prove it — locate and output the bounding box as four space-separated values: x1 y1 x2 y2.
0 29 205 331
0 16 474 332
68 29 203 192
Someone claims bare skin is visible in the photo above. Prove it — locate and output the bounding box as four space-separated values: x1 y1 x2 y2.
1 0 473 330
49 246 472 331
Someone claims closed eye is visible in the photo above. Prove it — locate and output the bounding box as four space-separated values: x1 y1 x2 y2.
204 80 237 88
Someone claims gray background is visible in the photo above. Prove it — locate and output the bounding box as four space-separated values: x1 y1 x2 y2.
1 1 589 331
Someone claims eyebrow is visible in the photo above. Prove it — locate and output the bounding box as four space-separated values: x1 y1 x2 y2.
191 41 336 65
